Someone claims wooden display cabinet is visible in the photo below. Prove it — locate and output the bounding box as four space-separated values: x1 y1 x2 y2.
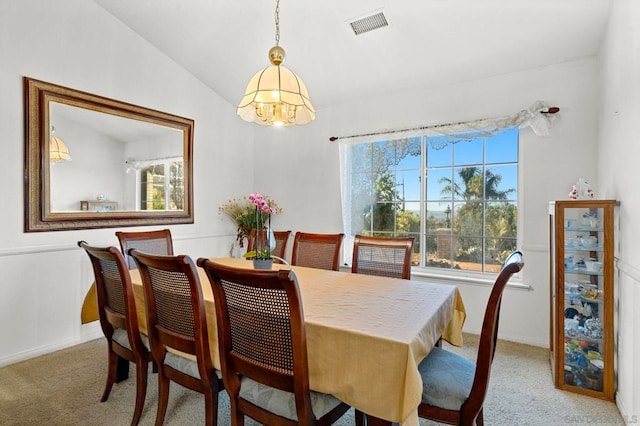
549 200 618 401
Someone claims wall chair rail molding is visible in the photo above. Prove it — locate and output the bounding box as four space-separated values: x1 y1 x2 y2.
617 258 640 282
23 77 194 231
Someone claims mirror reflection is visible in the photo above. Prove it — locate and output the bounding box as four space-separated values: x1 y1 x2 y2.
49 103 184 213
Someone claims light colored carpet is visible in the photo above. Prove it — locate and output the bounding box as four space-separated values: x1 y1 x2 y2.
0 334 623 425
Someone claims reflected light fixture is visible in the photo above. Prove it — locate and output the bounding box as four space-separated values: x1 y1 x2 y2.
50 125 72 163
237 0 315 127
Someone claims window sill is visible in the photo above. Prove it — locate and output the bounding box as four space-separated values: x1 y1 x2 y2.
340 264 531 290
410 268 531 290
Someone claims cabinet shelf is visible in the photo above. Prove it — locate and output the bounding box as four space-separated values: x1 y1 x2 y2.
564 332 602 344
549 200 618 401
564 267 602 277
580 295 603 304
564 245 603 252
564 226 602 232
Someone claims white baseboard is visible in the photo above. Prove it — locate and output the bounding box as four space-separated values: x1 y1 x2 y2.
464 327 548 348
0 330 103 368
0 338 78 368
499 333 548 348
615 391 638 424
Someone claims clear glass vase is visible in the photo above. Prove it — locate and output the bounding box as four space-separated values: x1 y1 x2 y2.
255 228 276 259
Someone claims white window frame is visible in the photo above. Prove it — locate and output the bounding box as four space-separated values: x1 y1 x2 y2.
136 158 184 211
339 129 519 277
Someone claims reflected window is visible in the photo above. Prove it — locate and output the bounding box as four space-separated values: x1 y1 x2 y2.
139 160 184 211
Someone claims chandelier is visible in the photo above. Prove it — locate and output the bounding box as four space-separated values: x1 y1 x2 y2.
50 126 72 163
236 0 315 127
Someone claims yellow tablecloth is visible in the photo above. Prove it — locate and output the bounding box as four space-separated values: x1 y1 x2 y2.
81 257 466 424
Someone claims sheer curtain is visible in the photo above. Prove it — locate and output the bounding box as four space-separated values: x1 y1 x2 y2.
338 101 559 264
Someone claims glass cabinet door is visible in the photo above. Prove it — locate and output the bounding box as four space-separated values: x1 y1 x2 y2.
563 205 605 391
550 200 618 401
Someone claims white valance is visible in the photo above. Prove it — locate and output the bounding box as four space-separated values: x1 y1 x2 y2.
332 101 560 148
124 156 182 173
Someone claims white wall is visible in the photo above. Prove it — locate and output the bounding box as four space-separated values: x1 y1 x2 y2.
50 118 125 211
598 0 640 420
254 57 601 348
0 0 255 366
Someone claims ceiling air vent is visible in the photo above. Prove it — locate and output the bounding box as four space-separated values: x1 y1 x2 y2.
348 11 388 36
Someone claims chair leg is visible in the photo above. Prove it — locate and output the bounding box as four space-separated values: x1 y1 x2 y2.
360 414 393 426
476 408 484 426
154 373 170 426
204 387 219 426
130 359 149 426
116 354 130 383
101 349 117 402
355 409 365 426
229 398 244 426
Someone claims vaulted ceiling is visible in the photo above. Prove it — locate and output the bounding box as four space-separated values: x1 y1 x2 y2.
94 0 613 109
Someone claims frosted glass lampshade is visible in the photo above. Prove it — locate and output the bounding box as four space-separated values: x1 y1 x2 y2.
237 64 315 127
50 134 72 163
237 0 315 128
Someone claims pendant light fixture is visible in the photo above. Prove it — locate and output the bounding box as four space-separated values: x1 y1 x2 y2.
237 0 315 127
50 125 72 163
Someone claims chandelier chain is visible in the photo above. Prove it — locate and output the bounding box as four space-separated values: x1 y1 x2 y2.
274 0 280 46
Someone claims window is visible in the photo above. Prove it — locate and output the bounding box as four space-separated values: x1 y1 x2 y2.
139 160 184 211
342 128 518 274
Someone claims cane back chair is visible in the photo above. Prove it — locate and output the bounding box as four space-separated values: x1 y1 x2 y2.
116 229 174 270
78 241 152 426
290 232 344 271
351 235 415 279
129 250 224 426
198 259 351 426
417 251 524 426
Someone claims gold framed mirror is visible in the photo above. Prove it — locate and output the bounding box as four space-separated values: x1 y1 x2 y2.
24 77 194 232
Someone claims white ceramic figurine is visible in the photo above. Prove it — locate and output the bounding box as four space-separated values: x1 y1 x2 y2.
569 178 594 199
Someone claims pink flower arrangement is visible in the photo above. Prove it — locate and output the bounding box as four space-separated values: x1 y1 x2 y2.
248 192 278 215
247 192 277 259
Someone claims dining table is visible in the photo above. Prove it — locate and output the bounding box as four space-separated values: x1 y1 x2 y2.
81 257 466 425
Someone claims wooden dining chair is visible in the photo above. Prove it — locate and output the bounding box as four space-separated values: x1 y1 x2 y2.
129 250 224 426
116 229 174 269
416 250 524 426
290 232 344 271
247 229 292 262
351 235 415 279
78 241 152 426
197 259 351 426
